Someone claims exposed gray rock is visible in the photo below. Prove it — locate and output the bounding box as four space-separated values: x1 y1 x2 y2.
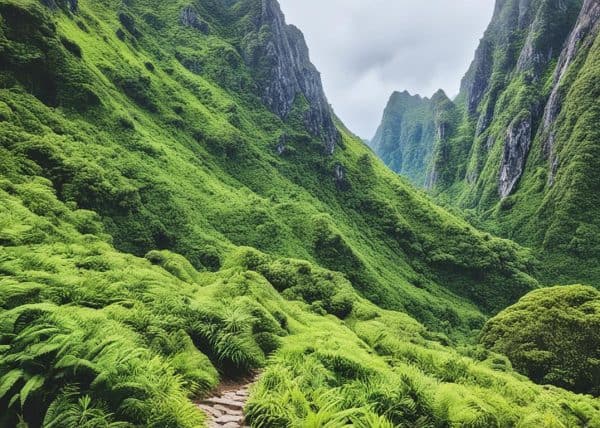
516 32 548 77
334 164 345 183
476 101 495 136
461 39 493 115
540 0 600 176
242 0 339 154
516 0 572 79
180 6 209 34
425 167 438 190
518 0 534 28
276 135 286 155
499 112 532 198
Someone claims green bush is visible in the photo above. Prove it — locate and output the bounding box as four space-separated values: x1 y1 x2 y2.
481 285 600 395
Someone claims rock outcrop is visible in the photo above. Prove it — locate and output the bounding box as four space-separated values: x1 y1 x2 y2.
370 91 438 186
461 40 494 116
180 5 210 34
499 112 532 198
242 0 339 154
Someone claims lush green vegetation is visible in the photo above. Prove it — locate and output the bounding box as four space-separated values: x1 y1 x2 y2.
0 0 598 426
0 0 540 333
481 285 600 396
1 181 599 426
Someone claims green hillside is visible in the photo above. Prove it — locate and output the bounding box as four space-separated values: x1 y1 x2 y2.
0 0 598 426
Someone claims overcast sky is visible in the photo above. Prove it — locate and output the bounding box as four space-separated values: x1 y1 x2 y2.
278 0 495 138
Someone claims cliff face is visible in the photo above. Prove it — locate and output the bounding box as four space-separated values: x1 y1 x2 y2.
241 0 339 154
370 89 461 188
499 111 532 198
540 0 600 184
373 0 600 284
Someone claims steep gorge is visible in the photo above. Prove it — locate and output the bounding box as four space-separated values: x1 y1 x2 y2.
373 0 600 285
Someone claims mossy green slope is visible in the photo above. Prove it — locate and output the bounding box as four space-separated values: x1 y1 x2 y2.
1 0 598 426
481 285 600 396
1 162 598 428
0 0 539 329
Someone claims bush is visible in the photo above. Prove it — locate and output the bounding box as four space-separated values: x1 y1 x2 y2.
481 285 600 395
60 36 82 58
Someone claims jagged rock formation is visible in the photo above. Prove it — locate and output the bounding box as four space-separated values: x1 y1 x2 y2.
373 0 600 284
180 5 209 34
499 111 532 197
540 0 600 184
241 0 339 154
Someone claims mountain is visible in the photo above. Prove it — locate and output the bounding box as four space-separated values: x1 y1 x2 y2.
373 0 600 286
370 89 458 188
0 0 598 426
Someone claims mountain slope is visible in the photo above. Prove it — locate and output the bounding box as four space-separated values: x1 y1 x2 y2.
1 0 598 426
0 0 539 328
373 0 600 286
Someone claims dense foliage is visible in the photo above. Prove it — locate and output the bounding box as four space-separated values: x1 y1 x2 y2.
0 0 598 426
481 285 600 396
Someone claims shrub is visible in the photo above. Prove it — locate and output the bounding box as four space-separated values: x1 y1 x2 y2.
118 12 140 37
60 36 82 58
481 285 600 395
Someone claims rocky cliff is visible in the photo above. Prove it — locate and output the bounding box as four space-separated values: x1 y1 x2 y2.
241 0 339 154
370 91 437 186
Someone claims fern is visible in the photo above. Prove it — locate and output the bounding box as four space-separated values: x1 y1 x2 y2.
0 369 24 400
20 374 44 407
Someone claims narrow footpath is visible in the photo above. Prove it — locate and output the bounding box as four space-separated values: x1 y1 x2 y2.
197 375 258 428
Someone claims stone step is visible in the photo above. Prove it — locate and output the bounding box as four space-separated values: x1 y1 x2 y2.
202 397 244 409
215 414 244 424
198 404 223 418
214 404 243 415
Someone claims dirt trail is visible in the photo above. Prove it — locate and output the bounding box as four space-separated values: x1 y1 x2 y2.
197 375 258 428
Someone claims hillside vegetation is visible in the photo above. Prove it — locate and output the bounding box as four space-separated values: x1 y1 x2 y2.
0 0 598 426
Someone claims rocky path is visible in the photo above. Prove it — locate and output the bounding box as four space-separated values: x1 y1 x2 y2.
197 375 257 428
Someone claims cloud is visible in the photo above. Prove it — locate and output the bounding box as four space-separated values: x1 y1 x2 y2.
278 0 495 138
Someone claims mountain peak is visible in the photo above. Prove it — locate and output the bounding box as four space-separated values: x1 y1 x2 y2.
244 0 340 153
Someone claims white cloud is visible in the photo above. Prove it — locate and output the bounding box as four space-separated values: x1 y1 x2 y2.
278 0 495 138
